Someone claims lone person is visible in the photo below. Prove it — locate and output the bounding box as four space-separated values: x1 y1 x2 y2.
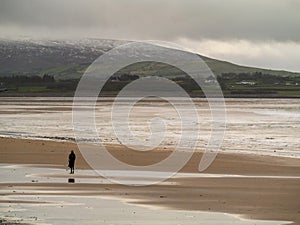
68 150 76 174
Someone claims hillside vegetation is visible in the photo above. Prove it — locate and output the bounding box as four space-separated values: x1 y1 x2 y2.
0 38 299 97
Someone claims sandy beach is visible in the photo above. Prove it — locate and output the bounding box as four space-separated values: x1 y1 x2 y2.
1 1 300 224
1 137 300 224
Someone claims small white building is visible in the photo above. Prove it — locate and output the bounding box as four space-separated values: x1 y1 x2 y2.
236 81 256 85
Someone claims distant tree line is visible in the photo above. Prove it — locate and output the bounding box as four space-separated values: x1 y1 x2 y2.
1 71 298 96
217 72 298 90
219 72 291 84
0 74 55 86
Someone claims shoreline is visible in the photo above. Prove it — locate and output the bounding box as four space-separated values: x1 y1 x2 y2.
1 92 300 98
1 135 299 160
1 137 300 224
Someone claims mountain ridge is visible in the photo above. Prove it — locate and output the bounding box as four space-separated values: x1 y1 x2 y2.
0 38 299 80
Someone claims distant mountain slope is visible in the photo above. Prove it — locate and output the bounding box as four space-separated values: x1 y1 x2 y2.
0 38 299 80
204 58 299 77
0 38 126 80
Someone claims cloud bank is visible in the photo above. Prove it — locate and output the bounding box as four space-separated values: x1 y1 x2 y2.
0 0 299 71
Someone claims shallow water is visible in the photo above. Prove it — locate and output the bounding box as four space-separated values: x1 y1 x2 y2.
0 164 292 225
1 97 298 224
1 196 292 225
0 97 299 158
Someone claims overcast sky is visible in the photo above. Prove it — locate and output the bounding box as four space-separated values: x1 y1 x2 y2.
1 0 300 72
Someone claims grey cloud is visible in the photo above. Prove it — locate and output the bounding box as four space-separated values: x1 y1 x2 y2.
0 0 299 42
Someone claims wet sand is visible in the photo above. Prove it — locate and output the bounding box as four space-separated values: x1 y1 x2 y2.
0 137 300 224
